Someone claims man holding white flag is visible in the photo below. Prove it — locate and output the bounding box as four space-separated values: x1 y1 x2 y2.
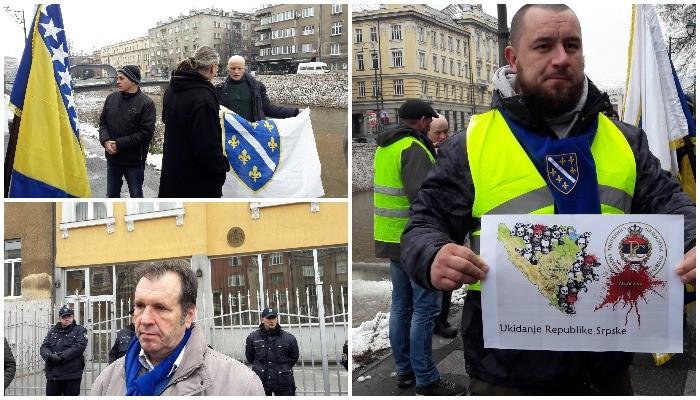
621 4 693 173
221 107 324 198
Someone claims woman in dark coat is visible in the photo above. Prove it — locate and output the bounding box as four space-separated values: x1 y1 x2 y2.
159 46 230 198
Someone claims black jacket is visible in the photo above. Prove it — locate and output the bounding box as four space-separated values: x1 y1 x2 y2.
159 67 231 198
215 73 298 121
98 89 156 166
39 321 88 381
401 80 696 391
374 124 436 260
245 324 299 392
4 338 15 389
108 323 134 364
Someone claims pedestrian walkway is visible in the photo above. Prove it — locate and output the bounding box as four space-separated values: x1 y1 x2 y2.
352 263 696 396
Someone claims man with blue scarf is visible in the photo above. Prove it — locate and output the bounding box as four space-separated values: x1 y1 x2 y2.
401 4 696 396
91 261 264 396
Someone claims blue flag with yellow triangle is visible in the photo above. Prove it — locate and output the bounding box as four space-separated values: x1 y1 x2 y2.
8 4 91 198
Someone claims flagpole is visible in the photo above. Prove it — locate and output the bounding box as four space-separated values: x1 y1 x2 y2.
4 115 20 197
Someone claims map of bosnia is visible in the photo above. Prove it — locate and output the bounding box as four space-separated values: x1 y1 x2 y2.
497 223 601 315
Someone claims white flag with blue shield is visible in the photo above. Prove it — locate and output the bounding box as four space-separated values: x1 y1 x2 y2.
221 107 324 197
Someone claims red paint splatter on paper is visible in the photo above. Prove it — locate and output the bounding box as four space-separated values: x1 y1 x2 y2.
595 264 665 326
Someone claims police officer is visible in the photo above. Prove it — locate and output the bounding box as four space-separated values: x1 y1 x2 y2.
108 309 135 364
245 308 299 396
40 305 88 395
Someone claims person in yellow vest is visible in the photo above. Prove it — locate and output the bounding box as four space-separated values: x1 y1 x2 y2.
401 4 695 396
374 99 466 396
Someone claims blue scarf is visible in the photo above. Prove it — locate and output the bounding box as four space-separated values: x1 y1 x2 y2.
124 327 192 396
501 109 602 214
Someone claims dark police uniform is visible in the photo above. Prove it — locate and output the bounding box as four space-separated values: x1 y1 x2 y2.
40 306 88 396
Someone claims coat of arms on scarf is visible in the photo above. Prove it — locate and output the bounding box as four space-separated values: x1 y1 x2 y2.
546 153 579 194
223 112 281 191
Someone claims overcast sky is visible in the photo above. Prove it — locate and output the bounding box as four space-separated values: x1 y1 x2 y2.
2 1 260 58
1 2 674 89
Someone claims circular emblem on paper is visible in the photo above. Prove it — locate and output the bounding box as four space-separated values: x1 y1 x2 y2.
604 222 666 276
227 227 245 247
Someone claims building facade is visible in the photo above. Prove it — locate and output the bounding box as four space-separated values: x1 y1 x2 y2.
4 203 55 303
352 4 497 138
254 4 348 74
99 36 150 78
147 8 256 77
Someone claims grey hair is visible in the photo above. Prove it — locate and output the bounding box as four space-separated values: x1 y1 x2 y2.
176 45 220 73
136 260 197 323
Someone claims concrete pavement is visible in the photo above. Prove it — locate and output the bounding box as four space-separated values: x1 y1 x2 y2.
352 263 696 396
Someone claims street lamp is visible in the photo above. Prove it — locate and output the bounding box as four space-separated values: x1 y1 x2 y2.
356 41 382 135
668 19 696 57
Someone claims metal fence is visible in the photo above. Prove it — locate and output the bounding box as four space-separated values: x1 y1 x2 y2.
4 285 348 396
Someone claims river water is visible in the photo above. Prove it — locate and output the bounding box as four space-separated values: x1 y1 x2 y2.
75 89 347 198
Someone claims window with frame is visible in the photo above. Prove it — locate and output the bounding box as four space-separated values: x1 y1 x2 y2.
358 81 366 97
270 252 283 265
330 43 340 55
440 33 445 49
369 26 377 42
452 85 456 98
73 202 109 222
448 36 454 52
391 49 403 67
355 28 363 43
356 53 364 70
457 61 462 78
303 25 314 35
227 274 245 287
393 79 404 95
433 55 438 72
417 26 425 42
332 4 342 14
270 272 284 284
418 51 426 69
391 25 401 40
302 7 314 18
230 256 241 267
435 83 439 97
4 240 21 297
444 83 449 99
371 52 378 69
441 57 446 74
301 43 314 53
372 80 379 97
331 21 342 36
456 39 461 54
127 202 179 214
431 30 437 47
421 80 428 95
450 59 454 75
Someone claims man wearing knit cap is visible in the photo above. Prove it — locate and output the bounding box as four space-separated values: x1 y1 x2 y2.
373 99 466 395
99 65 156 197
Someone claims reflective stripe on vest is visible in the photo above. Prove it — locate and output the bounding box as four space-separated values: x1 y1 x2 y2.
465 110 636 291
374 136 435 244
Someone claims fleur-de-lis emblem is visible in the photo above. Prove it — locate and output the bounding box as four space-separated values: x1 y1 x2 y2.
249 165 262 182
268 137 278 152
228 135 240 149
263 120 274 132
251 122 259 129
238 149 251 165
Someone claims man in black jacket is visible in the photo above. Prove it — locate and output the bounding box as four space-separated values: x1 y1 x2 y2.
40 305 88 395
401 4 696 396
108 322 135 364
245 308 299 396
216 55 298 121
4 338 15 391
159 46 231 197
99 65 156 198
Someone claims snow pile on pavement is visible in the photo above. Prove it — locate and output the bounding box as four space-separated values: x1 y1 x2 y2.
79 122 99 139
351 311 390 366
256 72 348 108
452 287 467 306
147 153 163 171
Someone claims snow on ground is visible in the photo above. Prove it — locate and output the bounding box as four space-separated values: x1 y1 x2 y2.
4 94 11 134
79 121 99 139
147 153 163 171
351 311 390 358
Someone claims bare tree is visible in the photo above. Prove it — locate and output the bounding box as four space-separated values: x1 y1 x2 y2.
656 4 696 94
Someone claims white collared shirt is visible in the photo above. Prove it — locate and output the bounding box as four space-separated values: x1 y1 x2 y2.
138 345 187 378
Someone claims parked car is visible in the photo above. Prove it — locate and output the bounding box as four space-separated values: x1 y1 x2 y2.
297 62 330 75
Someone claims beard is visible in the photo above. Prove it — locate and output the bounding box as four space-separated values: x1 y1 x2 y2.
518 74 585 119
